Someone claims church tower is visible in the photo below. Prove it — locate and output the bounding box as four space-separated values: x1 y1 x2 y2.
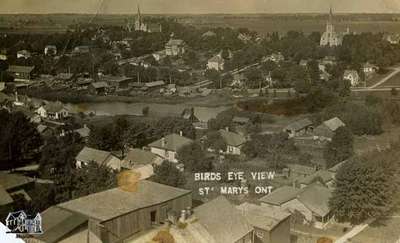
135 5 142 31
326 6 334 33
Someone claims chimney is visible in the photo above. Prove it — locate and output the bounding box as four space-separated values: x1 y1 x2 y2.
179 131 183 136
161 137 166 147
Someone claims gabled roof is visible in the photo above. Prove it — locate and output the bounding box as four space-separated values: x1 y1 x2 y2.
297 170 335 186
0 172 34 191
74 126 91 138
75 146 113 165
219 129 246 147
208 55 224 64
344 69 359 77
122 149 161 168
285 118 313 132
35 206 88 243
148 133 193 152
297 183 332 217
7 65 35 73
322 117 345 131
259 186 301 206
145 80 165 87
58 180 191 221
194 196 253 243
43 101 67 113
232 116 250 124
236 202 291 231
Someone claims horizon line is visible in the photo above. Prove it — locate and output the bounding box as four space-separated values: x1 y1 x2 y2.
0 11 400 15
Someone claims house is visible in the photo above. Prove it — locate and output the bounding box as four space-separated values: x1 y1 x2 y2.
33 206 88 243
121 148 163 180
181 107 199 123
36 102 69 120
57 180 191 243
237 202 291 243
219 129 247 155
121 148 163 170
232 116 250 126
0 49 7 60
76 77 93 89
152 50 167 62
17 50 31 59
202 30 217 38
72 46 90 55
44 45 57 56
299 59 308 67
75 146 121 170
284 118 313 138
313 117 345 141
296 170 335 189
343 70 360 86
362 63 378 76
260 183 333 229
165 39 186 56
37 124 54 139
74 124 91 141
263 52 284 63
192 196 253 243
148 133 193 163
231 73 247 87
144 80 165 89
7 65 35 82
99 75 133 89
89 81 109 95
385 33 400 44
207 54 225 71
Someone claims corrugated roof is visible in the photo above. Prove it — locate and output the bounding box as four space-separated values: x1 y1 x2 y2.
219 129 246 147
148 133 193 152
236 202 290 231
194 196 253 243
58 180 191 221
75 146 112 165
259 186 301 206
36 206 88 243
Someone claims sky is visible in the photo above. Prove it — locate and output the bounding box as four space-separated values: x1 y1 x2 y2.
0 0 400 14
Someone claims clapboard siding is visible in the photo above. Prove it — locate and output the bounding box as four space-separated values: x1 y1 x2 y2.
93 192 191 243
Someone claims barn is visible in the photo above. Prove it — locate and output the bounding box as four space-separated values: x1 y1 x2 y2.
58 180 192 242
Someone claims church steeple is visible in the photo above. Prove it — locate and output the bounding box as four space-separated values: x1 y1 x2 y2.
329 5 333 23
137 4 142 25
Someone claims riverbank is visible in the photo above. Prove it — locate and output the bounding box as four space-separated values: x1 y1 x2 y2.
22 88 238 108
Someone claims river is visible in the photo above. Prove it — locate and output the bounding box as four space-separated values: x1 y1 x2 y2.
64 102 231 121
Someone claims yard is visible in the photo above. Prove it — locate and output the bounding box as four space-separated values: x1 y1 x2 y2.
376 71 400 88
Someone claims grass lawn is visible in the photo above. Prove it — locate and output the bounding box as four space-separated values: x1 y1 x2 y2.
377 71 400 88
365 70 395 87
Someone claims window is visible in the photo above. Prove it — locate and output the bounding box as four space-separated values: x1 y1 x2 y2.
255 230 264 239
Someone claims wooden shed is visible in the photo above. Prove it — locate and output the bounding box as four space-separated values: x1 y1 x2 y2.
58 180 191 242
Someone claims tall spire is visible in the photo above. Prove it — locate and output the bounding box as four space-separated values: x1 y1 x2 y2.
329 5 333 23
137 4 141 24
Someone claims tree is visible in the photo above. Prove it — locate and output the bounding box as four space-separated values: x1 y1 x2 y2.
0 111 42 169
73 161 118 198
324 126 353 168
329 149 400 224
178 142 213 172
204 131 227 152
152 161 186 187
391 87 398 96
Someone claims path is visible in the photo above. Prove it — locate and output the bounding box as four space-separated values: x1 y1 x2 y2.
334 219 374 243
368 67 400 89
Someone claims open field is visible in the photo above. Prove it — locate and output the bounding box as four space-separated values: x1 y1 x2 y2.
353 125 400 155
365 71 395 87
377 72 400 88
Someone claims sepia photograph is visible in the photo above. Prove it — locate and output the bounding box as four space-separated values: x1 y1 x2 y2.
0 0 400 242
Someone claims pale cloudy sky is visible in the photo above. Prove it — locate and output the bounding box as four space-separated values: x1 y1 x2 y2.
0 0 399 14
